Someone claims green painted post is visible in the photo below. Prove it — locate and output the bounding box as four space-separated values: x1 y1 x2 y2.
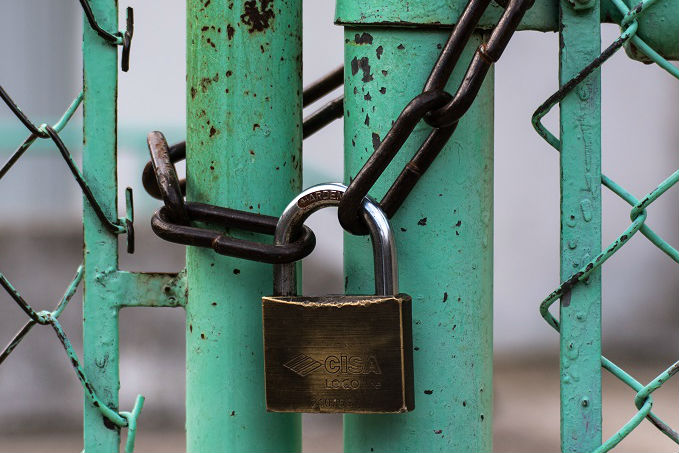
82 0 121 451
558 1 602 452
185 1 303 451
342 29 494 452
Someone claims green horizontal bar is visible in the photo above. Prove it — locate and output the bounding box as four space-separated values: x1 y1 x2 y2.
107 271 186 308
335 0 678 60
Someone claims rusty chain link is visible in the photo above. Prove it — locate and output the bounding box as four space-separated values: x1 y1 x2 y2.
147 131 317 264
142 66 344 201
143 66 347 262
338 0 534 235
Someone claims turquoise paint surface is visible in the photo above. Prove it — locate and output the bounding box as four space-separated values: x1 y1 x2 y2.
185 0 303 451
342 29 494 452
559 2 603 451
82 0 121 451
335 0 679 60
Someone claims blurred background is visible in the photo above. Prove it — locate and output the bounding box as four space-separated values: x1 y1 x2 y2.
0 1 676 452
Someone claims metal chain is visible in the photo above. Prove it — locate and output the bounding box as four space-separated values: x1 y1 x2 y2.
141 66 344 201
147 132 317 264
143 67 347 263
338 0 534 235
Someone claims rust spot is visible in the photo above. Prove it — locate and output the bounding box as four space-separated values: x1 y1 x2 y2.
376 46 383 59
424 390 433 395
190 87 197 99
241 0 275 33
253 123 260 131
350 57 373 83
227 24 235 40
418 218 427 226
561 292 572 307
364 114 370 126
233 268 241 274
209 126 218 137
351 57 359 76
226 70 233 77
354 32 373 45
364 92 371 101
379 87 386 94
371 132 380 150
200 77 213 93
443 292 448 302
397 44 405 50
103 415 117 431
434 430 443 435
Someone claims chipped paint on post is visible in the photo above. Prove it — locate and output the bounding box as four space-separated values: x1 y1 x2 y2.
342 28 494 452
559 0 603 450
186 0 303 451
335 0 679 59
82 0 122 451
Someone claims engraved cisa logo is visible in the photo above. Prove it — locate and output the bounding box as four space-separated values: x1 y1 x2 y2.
283 353 382 377
283 354 323 377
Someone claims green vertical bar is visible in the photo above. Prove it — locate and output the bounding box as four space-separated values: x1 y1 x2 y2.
343 29 494 452
559 1 602 451
82 0 120 451
185 1 302 451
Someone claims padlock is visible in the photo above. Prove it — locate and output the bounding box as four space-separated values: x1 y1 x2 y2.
262 183 414 413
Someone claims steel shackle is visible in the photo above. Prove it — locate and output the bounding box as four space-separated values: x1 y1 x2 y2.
274 183 398 297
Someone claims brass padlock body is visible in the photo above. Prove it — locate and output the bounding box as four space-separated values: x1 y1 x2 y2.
262 294 413 413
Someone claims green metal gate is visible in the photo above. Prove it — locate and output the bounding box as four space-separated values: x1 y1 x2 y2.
0 0 677 452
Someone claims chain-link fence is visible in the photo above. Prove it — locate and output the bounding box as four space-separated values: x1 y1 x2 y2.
532 0 679 451
0 3 142 452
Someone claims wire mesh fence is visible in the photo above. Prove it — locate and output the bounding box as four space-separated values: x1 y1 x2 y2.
532 0 679 451
0 3 142 452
